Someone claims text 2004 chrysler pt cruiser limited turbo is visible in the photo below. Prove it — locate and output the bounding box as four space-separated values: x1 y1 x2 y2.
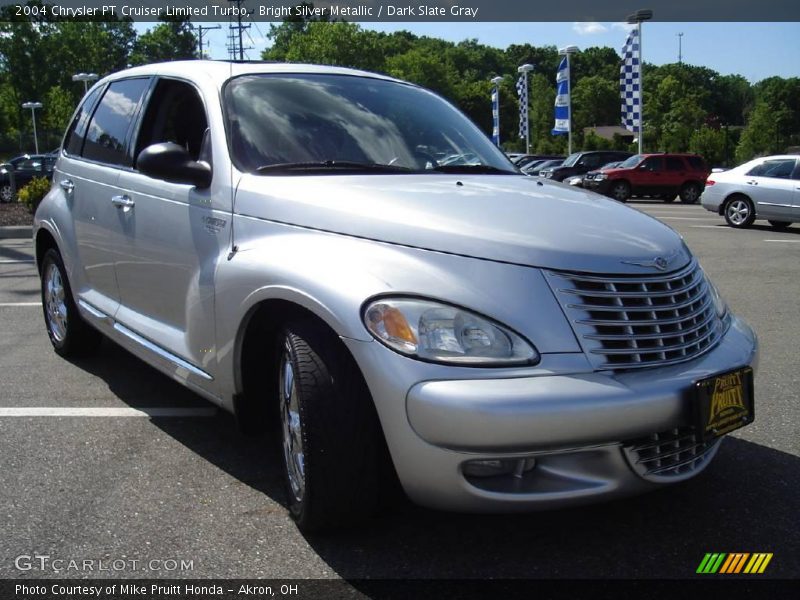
34 62 757 531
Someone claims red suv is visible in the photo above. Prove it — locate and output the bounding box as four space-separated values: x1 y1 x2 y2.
583 153 710 203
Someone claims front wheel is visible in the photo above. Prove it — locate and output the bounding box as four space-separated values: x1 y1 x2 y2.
723 196 756 229
40 248 102 356
768 220 791 230
679 182 701 204
277 320 388 531
609 181 631 202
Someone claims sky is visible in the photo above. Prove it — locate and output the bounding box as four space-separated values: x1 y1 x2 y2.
134 21 800 83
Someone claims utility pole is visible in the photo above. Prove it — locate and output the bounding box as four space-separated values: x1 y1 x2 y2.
677 32 684 64
197 24 221 59
227 0 252 60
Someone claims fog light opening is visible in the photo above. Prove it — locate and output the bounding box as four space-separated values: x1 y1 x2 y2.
462 457 536 478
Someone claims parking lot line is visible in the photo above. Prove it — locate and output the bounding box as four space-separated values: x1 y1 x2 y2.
0 407 217 417
689 225 731 229
0 259 35 264
0 302 41 306
764 239 800 243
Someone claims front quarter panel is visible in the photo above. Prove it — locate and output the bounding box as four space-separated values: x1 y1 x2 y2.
212 215 582 404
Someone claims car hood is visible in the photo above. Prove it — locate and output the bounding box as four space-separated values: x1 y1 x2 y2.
234 173 691 274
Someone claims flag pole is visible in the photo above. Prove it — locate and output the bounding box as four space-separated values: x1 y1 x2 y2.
491 76 504 147
627 9 653 153
517 64 534 154
559 46 578 155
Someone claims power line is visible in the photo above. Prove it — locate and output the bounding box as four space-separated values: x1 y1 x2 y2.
196 24 221 59
226 0 252 60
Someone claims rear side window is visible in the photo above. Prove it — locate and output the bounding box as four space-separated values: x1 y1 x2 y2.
686 156 706 170
581 154 606 169
64 86 103 156
82 78 150 167
747 159 796 179
665 156 684 171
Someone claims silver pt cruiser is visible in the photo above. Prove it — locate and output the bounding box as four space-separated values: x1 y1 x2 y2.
34 62 757 531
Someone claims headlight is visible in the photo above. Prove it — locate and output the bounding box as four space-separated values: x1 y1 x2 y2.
703 272 727 318
596 173 607 180
363 298 539 366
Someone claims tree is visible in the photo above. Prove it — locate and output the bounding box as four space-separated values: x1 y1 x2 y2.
130 16 197 66
690 126 726 166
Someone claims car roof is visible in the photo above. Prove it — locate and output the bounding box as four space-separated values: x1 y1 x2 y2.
93 60 404 92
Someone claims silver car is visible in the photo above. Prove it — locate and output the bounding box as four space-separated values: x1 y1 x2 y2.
35 62 757 531
701 155 800 229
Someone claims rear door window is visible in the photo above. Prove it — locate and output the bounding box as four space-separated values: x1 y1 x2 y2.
747 159 796 179
686 156 706 170
82 78 150 167
665 156 685 171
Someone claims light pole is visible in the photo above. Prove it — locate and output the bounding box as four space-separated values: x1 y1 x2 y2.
677 32 684 64
72 72 98 94
517 64 534 154
558 46 578 155
627 9 653 154
490 76 504 147
21 101 43 154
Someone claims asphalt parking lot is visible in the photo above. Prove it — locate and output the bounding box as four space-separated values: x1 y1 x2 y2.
1 201 798 585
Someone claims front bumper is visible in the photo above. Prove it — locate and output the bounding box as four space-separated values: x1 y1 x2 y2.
344 315 757 512
583 177 612 194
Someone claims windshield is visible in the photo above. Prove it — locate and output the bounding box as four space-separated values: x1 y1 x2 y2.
618 154 643 169
561 153 582 167
224 74 517 175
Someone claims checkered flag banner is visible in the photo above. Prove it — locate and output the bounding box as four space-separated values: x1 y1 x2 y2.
516 74 528 139
620 28 641 133
491 87 500 145
552 57 569 135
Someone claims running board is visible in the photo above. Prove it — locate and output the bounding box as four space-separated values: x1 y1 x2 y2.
77 299 213 381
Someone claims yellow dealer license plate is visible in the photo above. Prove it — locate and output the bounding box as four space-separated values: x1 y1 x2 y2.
695 367 754 441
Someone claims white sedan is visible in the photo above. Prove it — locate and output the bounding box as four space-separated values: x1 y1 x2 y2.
700 155 799 229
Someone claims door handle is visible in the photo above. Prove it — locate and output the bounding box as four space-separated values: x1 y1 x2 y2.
746 180 758 185
59 179 74 193
111 195 135 209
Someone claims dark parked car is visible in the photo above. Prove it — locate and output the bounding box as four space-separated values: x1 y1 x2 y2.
523 158 564 176
540 151 632 182
583 153 710 203
514 154 564 170
0 153 56 202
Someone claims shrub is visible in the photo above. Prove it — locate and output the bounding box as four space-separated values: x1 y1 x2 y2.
18 176 52 214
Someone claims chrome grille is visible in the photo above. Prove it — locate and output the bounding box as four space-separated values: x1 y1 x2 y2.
623 427 721 482
545 260 725 370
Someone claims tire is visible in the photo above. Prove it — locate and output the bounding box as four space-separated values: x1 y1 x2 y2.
609 180 631 202
768 220 791 230
40 248 102 357
723 195 756 229
679 182 701 204
0 183 14 203
277 319 388 531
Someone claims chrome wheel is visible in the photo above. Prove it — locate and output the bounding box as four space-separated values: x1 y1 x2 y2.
279 344 305 503
44 262 68 343
726 198 751 226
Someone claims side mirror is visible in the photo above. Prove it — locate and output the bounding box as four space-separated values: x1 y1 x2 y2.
137 142 211 189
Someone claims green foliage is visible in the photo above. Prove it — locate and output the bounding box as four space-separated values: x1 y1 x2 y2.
1 4 798 165
130 16 197 66
18 176 51 213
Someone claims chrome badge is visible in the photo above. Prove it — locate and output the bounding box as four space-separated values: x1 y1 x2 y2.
622 251 679 271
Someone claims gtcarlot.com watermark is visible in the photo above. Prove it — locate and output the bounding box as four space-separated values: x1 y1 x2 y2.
14 553 194 573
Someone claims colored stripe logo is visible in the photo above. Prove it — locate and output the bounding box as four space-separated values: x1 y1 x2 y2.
697 553 773 574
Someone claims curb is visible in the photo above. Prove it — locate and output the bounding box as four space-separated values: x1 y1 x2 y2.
0 226 32 239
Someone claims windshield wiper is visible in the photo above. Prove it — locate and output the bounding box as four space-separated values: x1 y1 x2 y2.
429 164 517 175
254 160 415 174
